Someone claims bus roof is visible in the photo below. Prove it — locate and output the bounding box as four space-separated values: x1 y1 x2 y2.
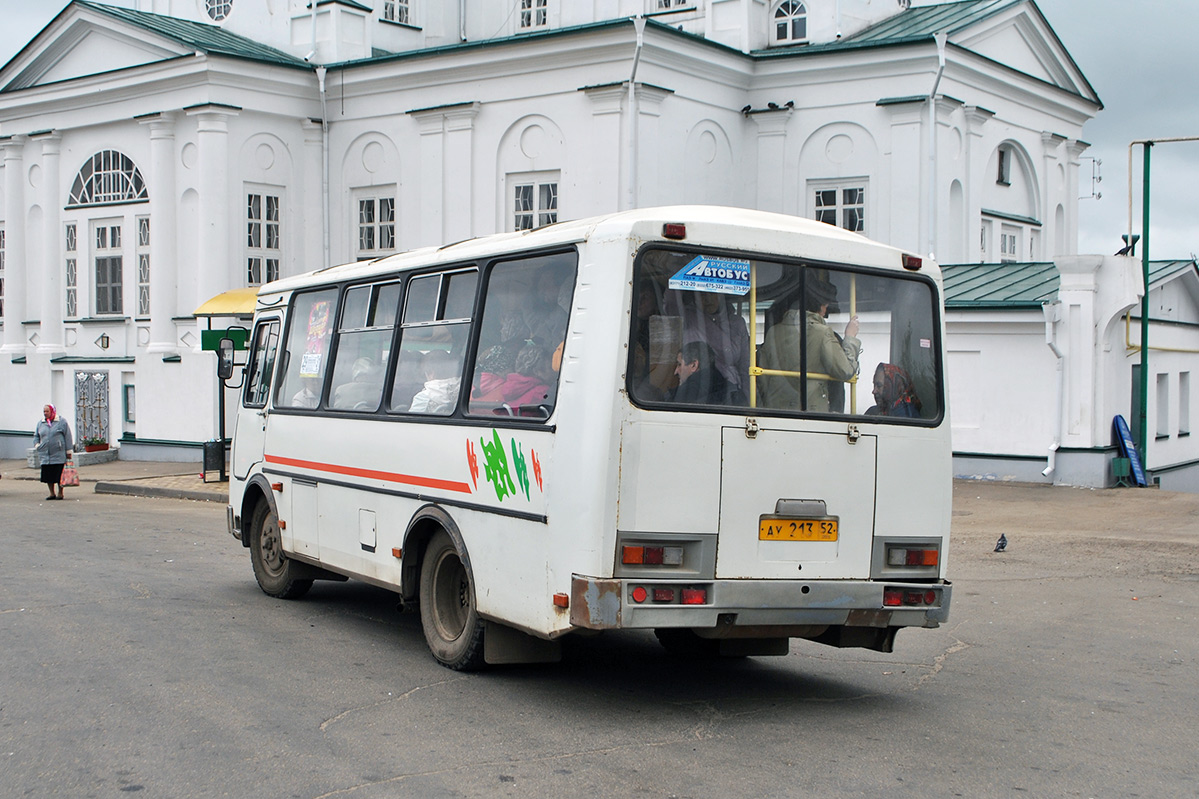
257 205 933 299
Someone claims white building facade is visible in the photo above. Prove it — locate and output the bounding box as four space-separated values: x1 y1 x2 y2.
1 1 1110 468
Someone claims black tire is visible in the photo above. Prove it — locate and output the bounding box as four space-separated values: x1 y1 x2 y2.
419 531 486 671
249 501 313 600
654 628 722 658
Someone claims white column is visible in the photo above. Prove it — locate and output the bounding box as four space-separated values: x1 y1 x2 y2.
301 120 324 272
884 102 924 254
188 107 237 311
443 103 480 243
751 109 792 213
143 114 178 354
411 109 446 248
1066 140 1088 257
37 133 64 354
1041 131 1065 258
582 86 625 215
2 136 28 355
962 106 993 262
636 87 670 209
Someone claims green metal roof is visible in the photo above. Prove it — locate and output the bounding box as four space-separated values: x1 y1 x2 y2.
943 258 1199 309
943 260 1059 309
76 1 309 69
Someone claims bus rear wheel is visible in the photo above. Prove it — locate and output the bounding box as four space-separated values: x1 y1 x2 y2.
419 531 486 671
249 502 312 600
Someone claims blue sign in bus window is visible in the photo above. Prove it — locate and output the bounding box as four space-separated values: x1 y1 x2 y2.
669 255 751 296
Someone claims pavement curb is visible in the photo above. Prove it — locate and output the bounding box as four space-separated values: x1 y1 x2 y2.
94 481 226 503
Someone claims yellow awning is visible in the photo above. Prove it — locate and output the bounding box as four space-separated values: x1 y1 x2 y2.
193 287 260 317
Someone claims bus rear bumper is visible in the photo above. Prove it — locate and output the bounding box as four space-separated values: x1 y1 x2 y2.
569 576 951 632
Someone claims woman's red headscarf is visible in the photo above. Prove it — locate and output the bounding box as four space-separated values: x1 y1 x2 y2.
873 364 921 416
44 404 57 422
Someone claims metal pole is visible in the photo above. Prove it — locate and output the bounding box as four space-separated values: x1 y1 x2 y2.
1137 142 1151 465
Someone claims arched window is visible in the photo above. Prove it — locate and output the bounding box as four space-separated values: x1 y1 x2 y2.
67 151 148 207
205 0 233 22
774 1 807 44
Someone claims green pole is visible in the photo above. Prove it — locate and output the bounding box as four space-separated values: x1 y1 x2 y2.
1138 142 1152 465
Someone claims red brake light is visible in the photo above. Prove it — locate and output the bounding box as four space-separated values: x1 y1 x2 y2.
652 588 675 602
663 223 686 240
681 588 706 605
902 254 922 271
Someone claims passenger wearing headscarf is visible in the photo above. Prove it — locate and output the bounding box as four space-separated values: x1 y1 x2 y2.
866 363 922 418
34 404 74 501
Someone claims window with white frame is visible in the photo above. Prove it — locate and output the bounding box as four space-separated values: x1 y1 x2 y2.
997 146 1012 185
94 222 123 316
999 225 1019 263
510 173 559 231
205 0 233 22
136 217 150 316
1157 373 1170 438
247 191 281 286
773 1 807 44
356 194 396 260
0 227 5 320
814 185 865 233
382 0 410 24
520 0 548 29
657 0 688 8
68 151 148 207
65 223 78 318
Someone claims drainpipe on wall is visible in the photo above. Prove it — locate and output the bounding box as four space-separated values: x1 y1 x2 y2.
459 0 466 41
1043 301 1064 478
316 66 331 269
625 16 646 211
927 32 947 260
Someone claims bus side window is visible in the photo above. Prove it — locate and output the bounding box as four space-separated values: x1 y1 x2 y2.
275 288 339 410
389 270 475 415
328 282 399 412
468 251 576 418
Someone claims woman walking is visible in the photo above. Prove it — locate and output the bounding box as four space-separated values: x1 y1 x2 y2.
34 404 74 500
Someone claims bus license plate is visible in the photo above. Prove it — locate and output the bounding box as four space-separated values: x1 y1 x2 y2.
759 517 838 541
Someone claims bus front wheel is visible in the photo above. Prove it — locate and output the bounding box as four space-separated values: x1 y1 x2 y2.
419 531 486 671
249 502 313 600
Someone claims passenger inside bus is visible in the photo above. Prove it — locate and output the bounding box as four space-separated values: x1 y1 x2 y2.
524 263 571 349
758 278 860 412
290 376 321 409
331 357 384 410
390 351 427 412
671 341 747 406
473 343 555 412
665 289 751 398
408 350 462 415
475 311 530 396
866 362 922 418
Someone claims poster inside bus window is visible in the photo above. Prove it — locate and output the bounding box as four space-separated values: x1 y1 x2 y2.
300 299 332 377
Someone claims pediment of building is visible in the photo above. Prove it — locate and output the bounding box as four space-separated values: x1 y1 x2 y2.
951 2 1100 105
2 12 185 93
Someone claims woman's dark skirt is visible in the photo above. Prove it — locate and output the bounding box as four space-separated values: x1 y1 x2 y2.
41 463 65 485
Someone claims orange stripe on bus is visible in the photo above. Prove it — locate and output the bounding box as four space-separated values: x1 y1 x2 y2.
265 454 473 494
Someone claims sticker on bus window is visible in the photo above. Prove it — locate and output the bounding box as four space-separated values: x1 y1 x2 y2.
668 255 751 296
299 300 332 377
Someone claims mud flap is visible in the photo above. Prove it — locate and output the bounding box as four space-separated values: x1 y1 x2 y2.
483 622 562 665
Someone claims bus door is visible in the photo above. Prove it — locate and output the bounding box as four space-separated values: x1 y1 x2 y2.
717 427 876 580
233 317 280 480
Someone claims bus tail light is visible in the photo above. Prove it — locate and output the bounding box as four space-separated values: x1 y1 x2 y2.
884 587 940 607
887 546 939 567
622 545 683 566
681 588 706 605
902 253 923 271
663 223 686 240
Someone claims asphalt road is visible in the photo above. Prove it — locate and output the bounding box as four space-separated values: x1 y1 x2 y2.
1 476 1196 798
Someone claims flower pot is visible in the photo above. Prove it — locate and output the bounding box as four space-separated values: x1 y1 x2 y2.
84 443 109 452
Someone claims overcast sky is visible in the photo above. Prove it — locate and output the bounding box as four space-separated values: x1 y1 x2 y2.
1 0 1196 259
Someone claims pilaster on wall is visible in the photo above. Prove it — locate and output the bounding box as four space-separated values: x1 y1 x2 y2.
582 85 626 214
410 102 479 247
300 119 324 273
36 132 64 354
1040 131 1066 258
1 136 28 355
142 114 178 354
187 105 240 320
750 108 792 214
882 100 923 255
962 105 993 262
1065 140 1089 257
634 86 671 210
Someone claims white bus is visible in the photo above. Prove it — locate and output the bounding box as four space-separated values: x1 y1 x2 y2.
227 206 952 670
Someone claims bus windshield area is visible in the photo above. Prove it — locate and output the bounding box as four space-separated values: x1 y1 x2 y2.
629 247 942 421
